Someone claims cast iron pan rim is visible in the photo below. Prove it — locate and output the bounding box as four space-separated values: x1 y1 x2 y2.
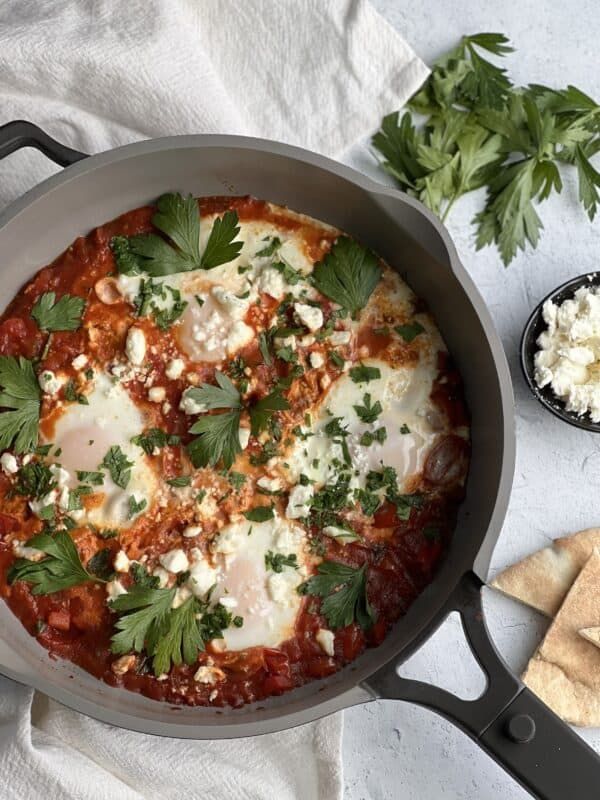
520 271 600 433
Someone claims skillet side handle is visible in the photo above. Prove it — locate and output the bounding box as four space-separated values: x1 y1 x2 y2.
362 571 600 800
0 120 87 166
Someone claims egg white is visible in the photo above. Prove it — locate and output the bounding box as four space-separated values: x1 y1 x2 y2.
283 356 440 494
44 371 156 529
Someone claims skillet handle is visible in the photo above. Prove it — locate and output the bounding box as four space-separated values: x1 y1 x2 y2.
0 120 87 166
362 570 600 799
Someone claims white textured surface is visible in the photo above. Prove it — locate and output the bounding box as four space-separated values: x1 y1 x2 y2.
343 1 600 797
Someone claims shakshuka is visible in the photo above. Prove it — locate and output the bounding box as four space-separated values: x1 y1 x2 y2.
0 194 469 707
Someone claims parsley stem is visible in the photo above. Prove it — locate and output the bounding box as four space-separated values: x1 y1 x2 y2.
441 194 458 224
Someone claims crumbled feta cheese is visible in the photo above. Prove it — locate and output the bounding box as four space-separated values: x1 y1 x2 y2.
57 486 70 511
188 551 219 597
267 570 301 606
159 548 189 573
219 596 238 608
111 654 136 675
329 330 352 346
171 585 193 609
258 265 287 299
286 483 313 519
194 665 225 684
315 628 335 656
183 525 202 538
257 476 281 493
294 303 323 332
49 464 70 486
38 370 65 396
12 540 45 561
0 452 18 475
106 579 127 600
29 489 58 517
179 387 207 415
211 286 250 319
152 566 170 588
125 327 146 366
165 358 185 380
226 320 254 354
113 550 130 573
148 386 166 403
238 426 251 449
72 354 88 370
309 352 325 369
534 286 600 422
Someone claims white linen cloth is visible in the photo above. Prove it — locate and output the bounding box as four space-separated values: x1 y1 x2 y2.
0 2 428 798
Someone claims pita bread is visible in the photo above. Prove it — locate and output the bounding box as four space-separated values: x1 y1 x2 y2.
579 626 600 649
490 527 600 616
522 548 600 727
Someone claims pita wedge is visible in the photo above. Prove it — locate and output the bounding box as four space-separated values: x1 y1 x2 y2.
522 548 600 727
491 527 600 616
579 627 600 649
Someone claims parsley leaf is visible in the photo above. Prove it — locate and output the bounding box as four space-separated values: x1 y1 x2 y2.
265 551 298 573
395 321 425 342
188 371 242 411
14 462 56 499
353 393 382 423
255 236 282 257
76 470 104 486
201 210 243 270
166 476 191 488
349 364 381 384
313 237 382 318
128 495 147 518
8 531 94 595
249 388 290 436
100 446 134 489
187 410 242 469
131 428 172 455
298 561 375 630
0 356 41 453
111 193 242 277
31 292 86 332
243 505 274 522
373 32 600 265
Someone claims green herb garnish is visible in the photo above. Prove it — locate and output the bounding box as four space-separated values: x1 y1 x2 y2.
313 237 382 317
349 364 381 384
298 561 375 630
0 356 41 453
395 322 425 342
8 532 95 594
353 393 382 423
265 551 298 573
373 32 600 264
100 446 134 489
243 505 274 522
31 292 86 332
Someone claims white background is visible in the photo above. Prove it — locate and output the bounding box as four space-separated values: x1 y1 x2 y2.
343 1 600 797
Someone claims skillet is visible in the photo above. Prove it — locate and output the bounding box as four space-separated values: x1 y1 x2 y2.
0 120 598 799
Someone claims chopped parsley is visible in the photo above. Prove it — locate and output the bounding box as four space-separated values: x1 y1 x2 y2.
353 393 382 423
243 505 274 522
395 321 425 342
64 379 88 404
128 495 147 518
359 427 387 446
349 364 381 384
100 446 134 489
131 428 180 455
166 476 191 488
265 551 298 573
76 470 104 486
14 462 56 499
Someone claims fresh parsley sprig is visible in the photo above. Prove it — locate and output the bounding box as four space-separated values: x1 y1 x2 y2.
186 373 290 469
111 193 243 277
31 292 86 333
0 356 41 453
110 586 235 677
8 531 96 595
298 561 375 630
313 237 382 317
373 32 600 265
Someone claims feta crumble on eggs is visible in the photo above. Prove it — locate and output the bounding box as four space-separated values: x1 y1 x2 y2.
534 286 600 421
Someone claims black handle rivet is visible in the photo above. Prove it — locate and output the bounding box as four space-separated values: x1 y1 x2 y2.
505 714 536 744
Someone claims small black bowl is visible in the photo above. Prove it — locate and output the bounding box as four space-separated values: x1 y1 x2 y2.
520 271 600 432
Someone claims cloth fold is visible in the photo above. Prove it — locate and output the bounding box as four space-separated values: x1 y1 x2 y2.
0 2 427 798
